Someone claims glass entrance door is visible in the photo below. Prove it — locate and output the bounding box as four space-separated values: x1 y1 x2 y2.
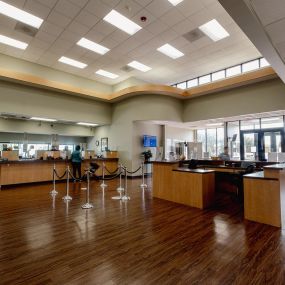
241 128 285 161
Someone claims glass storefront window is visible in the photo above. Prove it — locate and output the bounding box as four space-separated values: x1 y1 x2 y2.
240 119 260 130
261 116 284 129
197 129 206 155
207 129 217 157
227 121 240 159
242 59 259 73
217 127 224 156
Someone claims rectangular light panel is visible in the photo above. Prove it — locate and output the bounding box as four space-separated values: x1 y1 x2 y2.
30 117 57 122
96 69 119 79
127 61 151 72
103 10 142 35
0 34 28 49
168 0 184 6
157 44 184 59
77 122 98 126
0 0 43 28
77 38 110 55
58 56 87 69
199 19 229 42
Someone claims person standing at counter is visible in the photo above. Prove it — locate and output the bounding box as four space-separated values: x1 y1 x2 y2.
71 145 82 182
219 146 230 161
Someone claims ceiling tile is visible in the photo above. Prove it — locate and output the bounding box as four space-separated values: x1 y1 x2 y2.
36 0 57 9
40 21 64 37
145 0 172 18
115 0 143 18
75 10 100 29
60 30 80 43
176 0 205 17
92 20 116 36
66 21 90 36
84 0 111 19
145 19 169 35
172 19 196 35
47 10 72 28
54 0 82 19
159 8 185 28
24 0 51 19
266 18 285 45
69 0 89 8
35 30 58 44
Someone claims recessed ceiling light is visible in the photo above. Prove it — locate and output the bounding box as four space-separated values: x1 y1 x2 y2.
199 19 229 42
77 122 98 127
103 9 142 35
58 56 87 69
77 38 110 55
157 44 184 59
127 61 151 72
0 0 43 28
0 34 28 49
30 117 57 122
168 0 184 6
206 123 224 127
96 69 119 79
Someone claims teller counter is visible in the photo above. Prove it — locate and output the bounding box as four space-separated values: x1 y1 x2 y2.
0 158 119 187
152 162 215 209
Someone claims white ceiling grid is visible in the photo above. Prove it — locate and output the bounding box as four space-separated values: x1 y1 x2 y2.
0 0 260 85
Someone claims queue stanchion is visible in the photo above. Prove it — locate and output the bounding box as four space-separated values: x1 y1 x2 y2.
121 166 130 201
82 170 93 209
140 161 147 188
100 162 107 188
117 164 124 192
50 163 58 195
62 165 72 201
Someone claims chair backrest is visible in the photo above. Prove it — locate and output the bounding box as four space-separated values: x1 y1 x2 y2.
245 164 255 174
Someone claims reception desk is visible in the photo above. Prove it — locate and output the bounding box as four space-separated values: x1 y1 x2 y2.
244 164 285 227
0 158 119 187
152 162 215 209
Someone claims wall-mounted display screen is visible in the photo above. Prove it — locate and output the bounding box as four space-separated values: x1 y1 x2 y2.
143 135 157 147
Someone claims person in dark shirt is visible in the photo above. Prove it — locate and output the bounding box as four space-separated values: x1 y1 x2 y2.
218 146 230 161
71 145 82 181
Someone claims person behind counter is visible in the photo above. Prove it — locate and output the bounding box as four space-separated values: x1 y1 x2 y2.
71 145 83 182
218 146 230 161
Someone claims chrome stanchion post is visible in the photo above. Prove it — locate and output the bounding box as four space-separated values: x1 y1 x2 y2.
121 166 130 201
117 164 124 192
63 165 72 201
50 163 58 195
82 170 93 209
100 161 107 188
140 161 147 188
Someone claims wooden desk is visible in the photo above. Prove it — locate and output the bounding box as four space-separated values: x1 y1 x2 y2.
152 162 215 209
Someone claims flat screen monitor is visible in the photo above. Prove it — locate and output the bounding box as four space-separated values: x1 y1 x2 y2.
143 135 157 147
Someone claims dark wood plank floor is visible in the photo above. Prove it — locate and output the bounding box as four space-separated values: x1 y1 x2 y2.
0 177 284 285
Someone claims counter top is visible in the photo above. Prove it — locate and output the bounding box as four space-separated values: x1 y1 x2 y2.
152 160 179 164
263 163 285 170
173 167 215 174
244 171 278 180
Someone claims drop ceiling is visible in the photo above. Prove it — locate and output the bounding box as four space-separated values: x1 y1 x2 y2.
0 0 261 86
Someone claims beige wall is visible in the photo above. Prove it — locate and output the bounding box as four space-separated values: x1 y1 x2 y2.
112 77 148 93
0 81 111 124
183 78 285 122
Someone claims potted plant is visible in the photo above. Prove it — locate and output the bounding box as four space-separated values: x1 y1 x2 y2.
141 150 152 162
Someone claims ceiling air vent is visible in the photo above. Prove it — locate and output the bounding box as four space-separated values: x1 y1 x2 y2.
15 22 38 37
183 28 205 43
121 65 135 72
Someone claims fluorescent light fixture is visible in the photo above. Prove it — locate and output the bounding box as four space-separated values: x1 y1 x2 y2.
77 122 98 127
77 38 110 55
199 19 229 42
96 69 119 79
0 34 28 49
127 60 151 72
30 117 57 122
157 44 184 59
58 56 87 69
103 9 142 35
0 0 43 28
206 123 224 127
168 0 184 6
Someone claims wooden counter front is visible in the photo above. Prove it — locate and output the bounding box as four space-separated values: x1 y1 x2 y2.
0 158 119 186
152 161 215 209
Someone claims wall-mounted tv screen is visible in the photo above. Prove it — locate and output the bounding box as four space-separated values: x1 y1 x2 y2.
143 135 157 147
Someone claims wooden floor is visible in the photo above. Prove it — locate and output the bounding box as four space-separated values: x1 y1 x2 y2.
0 177 284 285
